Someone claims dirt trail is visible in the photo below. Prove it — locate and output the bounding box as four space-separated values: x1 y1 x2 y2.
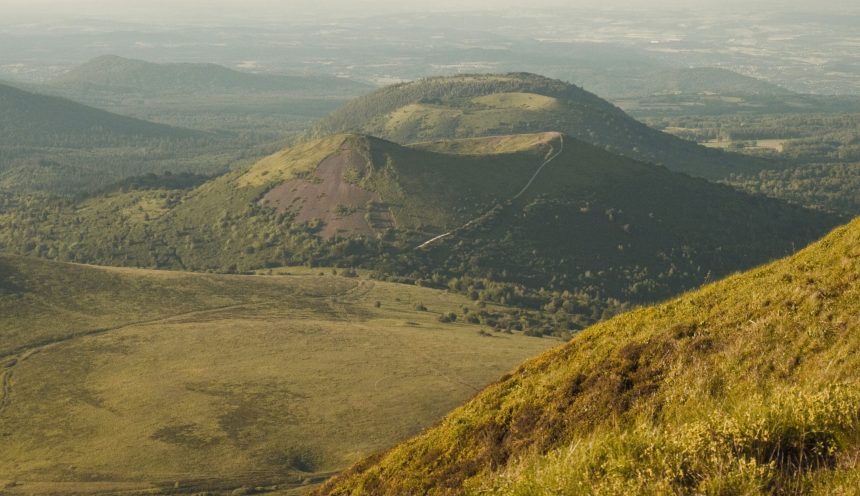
415 134 564 250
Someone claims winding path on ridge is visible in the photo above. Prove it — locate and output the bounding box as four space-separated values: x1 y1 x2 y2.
415 133 565 250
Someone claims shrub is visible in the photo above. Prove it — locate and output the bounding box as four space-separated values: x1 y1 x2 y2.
438 312 457 323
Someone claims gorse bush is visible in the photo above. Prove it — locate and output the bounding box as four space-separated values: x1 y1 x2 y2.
475 385 860 496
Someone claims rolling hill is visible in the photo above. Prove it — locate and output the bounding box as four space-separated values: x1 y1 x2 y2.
577 66 796 99
0 82 198 146
0 82 278 194
314 215 860 496
50 55 373 97
0 132 839 330
307 73 774 179
0 254 555 495
32 55 374 139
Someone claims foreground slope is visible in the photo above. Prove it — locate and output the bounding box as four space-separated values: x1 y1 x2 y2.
0 255 553 495
0 133 839 327
308 73 772 179
315 217 860 495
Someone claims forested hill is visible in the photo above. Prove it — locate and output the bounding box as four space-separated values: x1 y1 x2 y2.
0 83 267 195
308 72 775 179
0 82 200 146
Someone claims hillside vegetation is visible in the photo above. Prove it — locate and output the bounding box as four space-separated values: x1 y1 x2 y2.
34 55 374 138
726 162 860 217
569 66 795 100
0 82 198 145
314 215 860 496
309 73 773 179
0 82 280 194
0 133 840 334
0 254 554 495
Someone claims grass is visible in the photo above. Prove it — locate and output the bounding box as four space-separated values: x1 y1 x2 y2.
0 254 556 495
381 104 463 140
313 216 860 495
471 93 562 112
239 134 351 187
702 138 788 154
412 132 560 156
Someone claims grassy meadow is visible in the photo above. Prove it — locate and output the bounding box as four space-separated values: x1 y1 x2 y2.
0 255 556 495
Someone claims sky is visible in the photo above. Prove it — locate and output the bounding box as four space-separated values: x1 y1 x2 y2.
5 0 858 24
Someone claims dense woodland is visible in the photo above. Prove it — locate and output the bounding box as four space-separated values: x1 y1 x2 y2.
649 112 860 163
726 162 860 216
642 112 860 216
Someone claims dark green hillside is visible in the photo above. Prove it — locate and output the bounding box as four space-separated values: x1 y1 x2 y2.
0 82 198 145
0 82 279 194
0 133 839 332
51 54 373 96
308 73 773 179
727 162 860 217
314 216 860 496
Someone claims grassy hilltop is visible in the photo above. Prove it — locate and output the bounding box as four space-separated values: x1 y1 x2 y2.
314 216 860 495
0 254 554 495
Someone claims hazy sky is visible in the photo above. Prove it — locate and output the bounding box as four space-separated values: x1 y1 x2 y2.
5 0 858 24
